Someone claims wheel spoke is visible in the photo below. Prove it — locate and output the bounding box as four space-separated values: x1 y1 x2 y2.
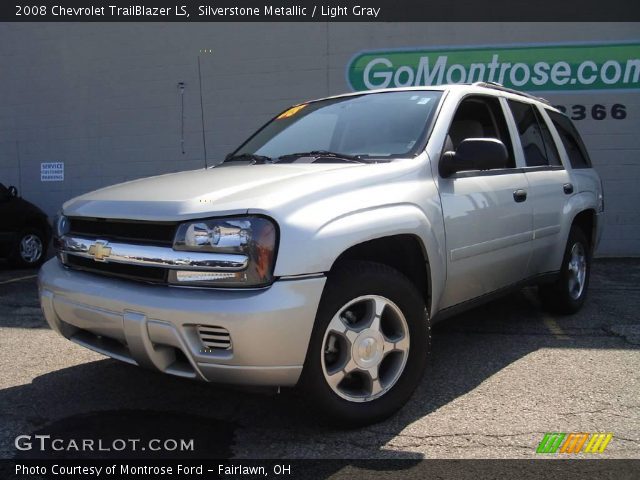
382 337 395 354
394 335 410 353
370 378 383 397
344 328 359 343
372 296 387 317
369 314 381 333
327 313 346 335
383 334 409 354
325 369 345 389
365 364 379 383
343 358 358 375
364 364 382 397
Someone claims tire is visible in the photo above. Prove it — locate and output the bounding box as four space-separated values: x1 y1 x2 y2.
299 261 431 427
538 226 591 314
10 228 47 268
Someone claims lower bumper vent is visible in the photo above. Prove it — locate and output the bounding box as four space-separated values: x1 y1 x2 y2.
197 326 232 351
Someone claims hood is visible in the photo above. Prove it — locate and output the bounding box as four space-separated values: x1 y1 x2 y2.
63 161 412 220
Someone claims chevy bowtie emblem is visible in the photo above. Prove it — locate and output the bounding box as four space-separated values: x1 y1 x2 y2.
88 240 112 262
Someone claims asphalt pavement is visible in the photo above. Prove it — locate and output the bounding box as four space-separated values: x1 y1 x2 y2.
1 259 638 461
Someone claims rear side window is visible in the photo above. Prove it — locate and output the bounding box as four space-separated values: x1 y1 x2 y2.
546 110 592 169
508 100 561 167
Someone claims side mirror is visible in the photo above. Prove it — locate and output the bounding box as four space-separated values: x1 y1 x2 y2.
7 185 18 198
439 138 509 178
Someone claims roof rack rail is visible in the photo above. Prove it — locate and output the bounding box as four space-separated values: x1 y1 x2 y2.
472 82 551 105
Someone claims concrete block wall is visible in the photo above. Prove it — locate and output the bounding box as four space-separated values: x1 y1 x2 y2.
0 22 638 255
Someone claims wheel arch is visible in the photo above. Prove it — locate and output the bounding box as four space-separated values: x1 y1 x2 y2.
571 208 597 254
330 234 433 312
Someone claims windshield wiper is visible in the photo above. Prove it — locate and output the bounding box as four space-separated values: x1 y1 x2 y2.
224 153 273 164
276 150 367 163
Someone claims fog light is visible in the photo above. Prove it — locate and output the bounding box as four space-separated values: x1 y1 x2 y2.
174 271 241 283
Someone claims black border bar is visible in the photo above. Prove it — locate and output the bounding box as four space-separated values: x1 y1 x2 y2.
2 0 640 22
4 459 640 480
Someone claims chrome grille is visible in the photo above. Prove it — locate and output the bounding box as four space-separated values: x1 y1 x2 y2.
197 326 232 351
58 234 247 285
68 217 178 246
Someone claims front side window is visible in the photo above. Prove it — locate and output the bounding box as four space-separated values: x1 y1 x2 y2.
445 95 515 168
508 100 561 167
233 91 443 160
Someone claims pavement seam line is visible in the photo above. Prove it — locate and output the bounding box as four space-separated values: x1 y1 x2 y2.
0 274 37 285
542 314 570 340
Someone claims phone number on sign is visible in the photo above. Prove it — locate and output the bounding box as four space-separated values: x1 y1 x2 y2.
553 104 627 121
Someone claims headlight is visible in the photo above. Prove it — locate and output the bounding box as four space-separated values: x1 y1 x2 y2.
171 216 277 287
52 213 70 256
53 213 70 239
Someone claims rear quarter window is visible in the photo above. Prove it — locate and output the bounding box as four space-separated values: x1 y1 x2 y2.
546 110 592 169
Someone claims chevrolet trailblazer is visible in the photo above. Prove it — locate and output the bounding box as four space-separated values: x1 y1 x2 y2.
39 83 603 425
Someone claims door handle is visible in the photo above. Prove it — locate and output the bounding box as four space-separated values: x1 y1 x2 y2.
513 189 527 203
563 183 574 194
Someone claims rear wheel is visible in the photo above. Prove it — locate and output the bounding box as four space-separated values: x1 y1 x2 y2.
539 226 591 314
300 261 430 426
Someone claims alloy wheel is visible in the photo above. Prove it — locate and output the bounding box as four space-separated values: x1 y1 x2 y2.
567 242 587 300
19 234 43 264
321 295 410 402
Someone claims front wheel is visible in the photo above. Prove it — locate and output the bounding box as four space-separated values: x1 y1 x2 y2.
539 226 591 314
300 261 430 426
10 229 47 268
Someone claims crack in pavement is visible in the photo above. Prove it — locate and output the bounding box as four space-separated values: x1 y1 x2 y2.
386 430 548 441
436 329 618 339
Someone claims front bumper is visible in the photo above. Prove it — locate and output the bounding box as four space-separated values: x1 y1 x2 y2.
38 259 326 386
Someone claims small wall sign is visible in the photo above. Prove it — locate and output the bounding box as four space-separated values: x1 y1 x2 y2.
41 162 64 182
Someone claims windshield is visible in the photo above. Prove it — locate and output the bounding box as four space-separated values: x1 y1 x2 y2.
233 90 443 160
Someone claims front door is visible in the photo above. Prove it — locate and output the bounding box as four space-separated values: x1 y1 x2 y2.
436 95 533 309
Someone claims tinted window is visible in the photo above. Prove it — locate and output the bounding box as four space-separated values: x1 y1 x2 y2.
547 110 592 169
508 100 561 167
235 91 443 159
446 96 515 167
534 108 562 166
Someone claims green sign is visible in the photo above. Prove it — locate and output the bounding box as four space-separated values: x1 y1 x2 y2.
347 43 640 92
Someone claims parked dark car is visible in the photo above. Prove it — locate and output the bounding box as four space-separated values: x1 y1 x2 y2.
0 183 51 268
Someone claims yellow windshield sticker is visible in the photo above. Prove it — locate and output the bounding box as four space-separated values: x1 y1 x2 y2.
276 104 307 120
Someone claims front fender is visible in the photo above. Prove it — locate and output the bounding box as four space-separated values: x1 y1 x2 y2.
272 203 447 316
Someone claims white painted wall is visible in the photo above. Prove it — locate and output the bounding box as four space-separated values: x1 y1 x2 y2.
0 23 638 255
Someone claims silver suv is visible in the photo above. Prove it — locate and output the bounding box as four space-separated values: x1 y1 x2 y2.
39 83 604 425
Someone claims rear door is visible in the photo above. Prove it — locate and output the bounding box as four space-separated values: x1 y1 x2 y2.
505 100 571 276
436 95 533 309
